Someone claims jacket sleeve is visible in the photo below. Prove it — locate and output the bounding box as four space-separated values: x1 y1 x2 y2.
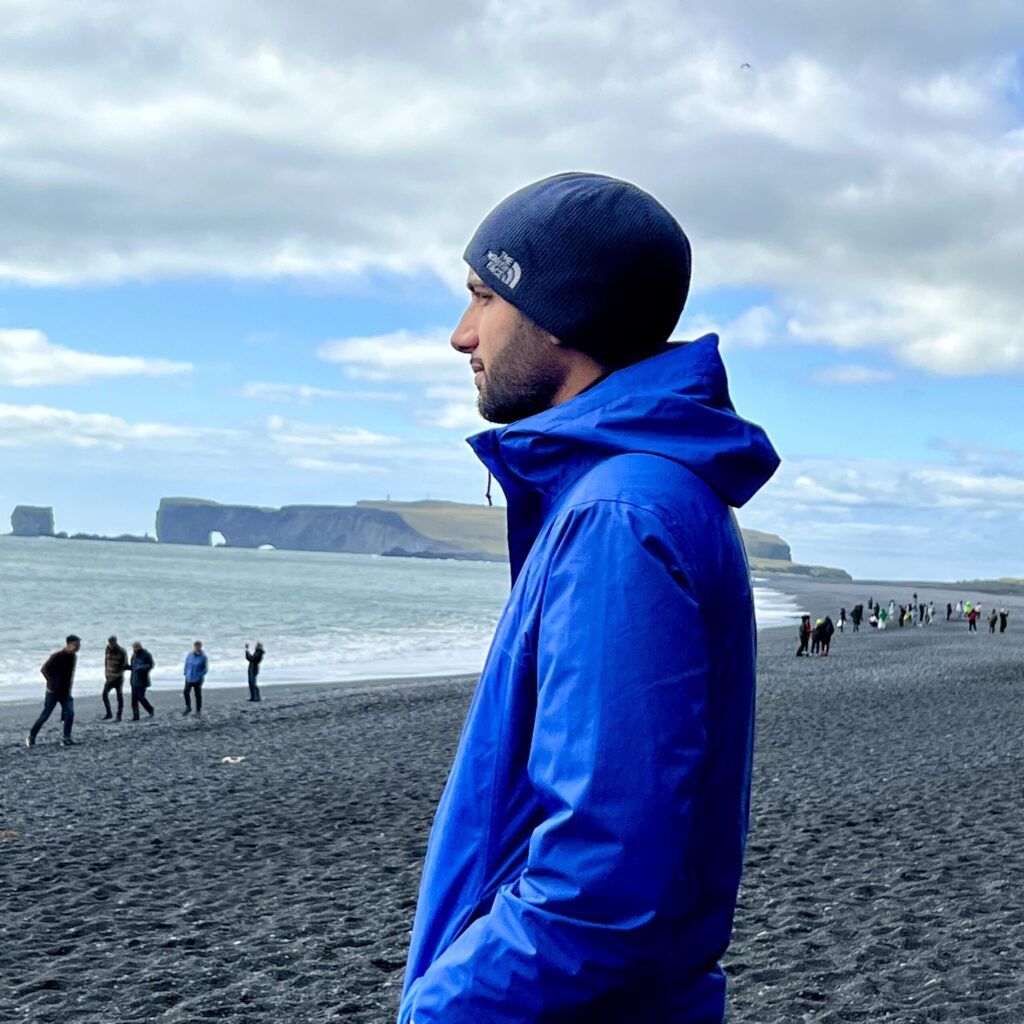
404 500 713 1023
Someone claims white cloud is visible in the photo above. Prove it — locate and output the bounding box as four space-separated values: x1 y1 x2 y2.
240 381 404 404
317 328 479 429
789 286 1024 375
910 467 1024 503
419 402 485 431
264 415 399 449
0 399 476 483
317 329 459 384
751 455 1024 519
288 457 388 474
0 402 194 449
743 450 1024 578
0 2 1022 375
690 306 781 349
811 364 894 386
0 328 191 386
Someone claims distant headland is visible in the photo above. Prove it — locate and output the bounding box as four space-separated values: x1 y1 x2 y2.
8 500 851 578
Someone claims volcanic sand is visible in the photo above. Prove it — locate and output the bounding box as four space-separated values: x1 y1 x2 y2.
2 617 1023 1022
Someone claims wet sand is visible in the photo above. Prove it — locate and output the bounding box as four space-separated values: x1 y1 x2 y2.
2 619 1023 1022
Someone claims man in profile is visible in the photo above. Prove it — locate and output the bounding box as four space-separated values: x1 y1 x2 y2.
27 634 81 748
398 173 779 1022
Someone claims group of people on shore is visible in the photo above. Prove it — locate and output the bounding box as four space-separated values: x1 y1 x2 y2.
25 635 266 748
796 614 835 656
796 593 1011 656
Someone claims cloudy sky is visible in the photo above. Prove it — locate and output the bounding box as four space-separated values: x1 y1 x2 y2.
1 0 1022 580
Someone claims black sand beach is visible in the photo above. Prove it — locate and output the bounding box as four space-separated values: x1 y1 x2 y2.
2 594 1023 1022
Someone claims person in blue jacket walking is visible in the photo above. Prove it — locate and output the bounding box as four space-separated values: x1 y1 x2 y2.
182 640 208 716
397 173 780 1024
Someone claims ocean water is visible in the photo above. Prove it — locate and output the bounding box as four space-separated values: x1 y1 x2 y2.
0 536 800 702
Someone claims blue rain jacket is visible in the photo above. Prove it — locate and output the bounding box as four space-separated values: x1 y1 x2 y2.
183 651 208 684
399 336 779 1023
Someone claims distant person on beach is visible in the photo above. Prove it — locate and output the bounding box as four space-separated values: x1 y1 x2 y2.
26 635 80 748
999 609 1009 632
128 642 156 719
811 618 824 654
851 604 863 632
947 602 953 622
822 615 835 655
183 641 208 716
967 606 980 632
989 609 999 634
398 173 780 1023
102 635 129 721
878 605 889 629
245 642 264 702
956 599 964 618
797 614 812 656
838 608 846 633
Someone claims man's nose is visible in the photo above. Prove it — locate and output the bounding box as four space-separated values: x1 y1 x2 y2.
451 309 477 354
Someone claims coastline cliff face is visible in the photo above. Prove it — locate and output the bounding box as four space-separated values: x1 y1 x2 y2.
5 498 848 577
741 529 792 562
11 506 55 537
155 498 485 557
153 498 848 577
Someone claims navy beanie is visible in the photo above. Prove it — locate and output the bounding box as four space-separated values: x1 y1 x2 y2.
464 172 691 368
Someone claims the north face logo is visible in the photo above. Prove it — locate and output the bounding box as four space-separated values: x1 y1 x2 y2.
484 249 522 289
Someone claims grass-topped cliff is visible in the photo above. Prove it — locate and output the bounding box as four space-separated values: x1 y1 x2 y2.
359 500 850 578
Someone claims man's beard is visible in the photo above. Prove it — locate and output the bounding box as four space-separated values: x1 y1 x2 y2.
478 319 565 424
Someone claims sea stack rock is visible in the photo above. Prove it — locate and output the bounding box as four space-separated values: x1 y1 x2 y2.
11 505 56 537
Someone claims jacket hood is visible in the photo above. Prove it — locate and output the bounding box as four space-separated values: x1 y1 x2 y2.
469 334 779 512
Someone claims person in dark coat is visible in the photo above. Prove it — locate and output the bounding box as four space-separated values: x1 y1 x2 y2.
128 642 156 720
851 604 863 632
821 615 835 656
27 635 81 747
245 642 264 702
102 635 129 721
811 618 825 655
999 609 1009 633
796 615 812 656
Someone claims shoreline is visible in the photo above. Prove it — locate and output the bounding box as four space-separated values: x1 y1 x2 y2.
0 671 479 718
6 571 1022 707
